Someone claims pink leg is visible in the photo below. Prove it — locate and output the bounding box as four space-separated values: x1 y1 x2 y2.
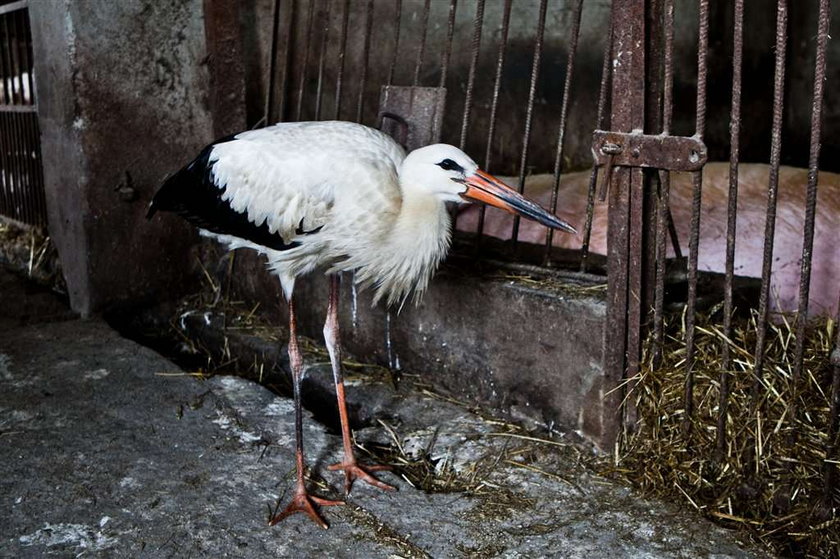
269 294 344 529
323 274 395 496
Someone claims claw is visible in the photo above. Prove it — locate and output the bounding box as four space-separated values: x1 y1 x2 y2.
328 461 396 495
269 489 345 529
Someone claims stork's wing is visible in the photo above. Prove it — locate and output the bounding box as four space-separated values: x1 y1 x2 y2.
148 121 406 251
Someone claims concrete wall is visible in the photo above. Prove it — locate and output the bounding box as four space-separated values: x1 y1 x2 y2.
30 0 217 316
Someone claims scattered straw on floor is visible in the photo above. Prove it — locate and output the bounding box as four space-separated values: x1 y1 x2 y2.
608 309 839 557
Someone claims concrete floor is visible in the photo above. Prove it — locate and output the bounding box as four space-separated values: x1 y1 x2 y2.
0 269 760 558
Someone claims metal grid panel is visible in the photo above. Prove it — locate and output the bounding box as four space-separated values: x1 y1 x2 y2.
0 1 45 228
263 0 608 270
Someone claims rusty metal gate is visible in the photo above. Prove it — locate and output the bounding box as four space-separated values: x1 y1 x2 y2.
0 0 46 228
256 0 837 550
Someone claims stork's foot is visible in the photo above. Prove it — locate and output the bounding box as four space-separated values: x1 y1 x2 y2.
328 460 396 495
268 489 345 530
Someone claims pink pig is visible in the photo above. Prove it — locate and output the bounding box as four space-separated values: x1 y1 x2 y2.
456 162 840 317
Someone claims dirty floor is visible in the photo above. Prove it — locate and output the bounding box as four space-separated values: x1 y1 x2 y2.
0 269 760 558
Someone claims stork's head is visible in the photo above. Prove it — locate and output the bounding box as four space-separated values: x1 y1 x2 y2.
401 144 576 234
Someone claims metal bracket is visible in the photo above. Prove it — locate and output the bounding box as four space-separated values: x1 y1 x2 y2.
592 130 708 172
378 86 446 152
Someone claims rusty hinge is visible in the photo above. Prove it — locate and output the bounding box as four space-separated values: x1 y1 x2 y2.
592 130 707 200
592 130 707 171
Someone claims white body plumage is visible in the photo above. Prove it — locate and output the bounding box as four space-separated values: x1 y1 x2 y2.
150 120 574 307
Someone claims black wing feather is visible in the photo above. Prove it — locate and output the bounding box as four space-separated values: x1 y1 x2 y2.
147 137 301 251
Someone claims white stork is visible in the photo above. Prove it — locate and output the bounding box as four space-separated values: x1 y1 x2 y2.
148 120 576 529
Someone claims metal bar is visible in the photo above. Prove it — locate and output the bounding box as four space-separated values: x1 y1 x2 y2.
412 0 431 86
332 0 349 119
717 0 744 458
438 0 458 89
751 0 788 410
278 0 295 121
19 112 31 224
652 0 675 370
354 0 374 123
8 112 22 222
295 0 317 121
0 2 27 17
0 114 9 219
458 0 484 149
683 0 709 431
28 111 45 226
0 14 11 105
579 9 614 273
23 8 33 102
603 0 646 447
386 0 402 86
19 111 31 224
263 0 281 124
313 0 331 121
0 103 34 112
475 0 511 242
792 0 830 388
8 11 20 106
543 0 584 264
32 113 47 226
16 8 32 105
510 0 548 246
3 12 18 105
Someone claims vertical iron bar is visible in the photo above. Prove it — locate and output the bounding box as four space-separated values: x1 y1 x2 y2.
458 0 484 149
543 0 584 263
15 9 29 104
32 113 46 226
386 0 402 85
792 0 830 387
0 13 11 105
604 0 646 448
0 113 7 218
313 0 331 120
263 0 281 124
510 0 548 246
652 0 675 370
475 0 511 241
333 0 349 120
354 0 374 123
10 110 22 222
683 0 709 431
295 0 317 121
751 0 788 410
6 12 19 105
579 10 614 273
278 0 295 121
438 0 458 89
717 0 744 457
1 14 13 104
22 8 33 104
412 0 431 86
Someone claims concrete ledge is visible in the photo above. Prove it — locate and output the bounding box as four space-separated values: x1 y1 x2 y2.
198 245 612 448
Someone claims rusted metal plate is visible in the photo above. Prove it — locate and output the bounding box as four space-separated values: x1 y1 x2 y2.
378 86 446 151
592 130 708 171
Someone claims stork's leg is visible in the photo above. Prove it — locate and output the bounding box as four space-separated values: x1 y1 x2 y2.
324 274 396 495
269 294 344 529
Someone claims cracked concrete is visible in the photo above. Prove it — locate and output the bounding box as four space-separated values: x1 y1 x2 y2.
0 270 760 557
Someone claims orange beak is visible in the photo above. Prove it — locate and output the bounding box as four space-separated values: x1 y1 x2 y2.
460 170 577 234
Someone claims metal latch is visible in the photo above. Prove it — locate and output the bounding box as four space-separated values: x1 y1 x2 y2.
592 130 708 200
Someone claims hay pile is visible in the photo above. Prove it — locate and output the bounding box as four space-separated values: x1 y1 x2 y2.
613 309 839 556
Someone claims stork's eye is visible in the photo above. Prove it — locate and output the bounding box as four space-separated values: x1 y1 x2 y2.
436 158 463 173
